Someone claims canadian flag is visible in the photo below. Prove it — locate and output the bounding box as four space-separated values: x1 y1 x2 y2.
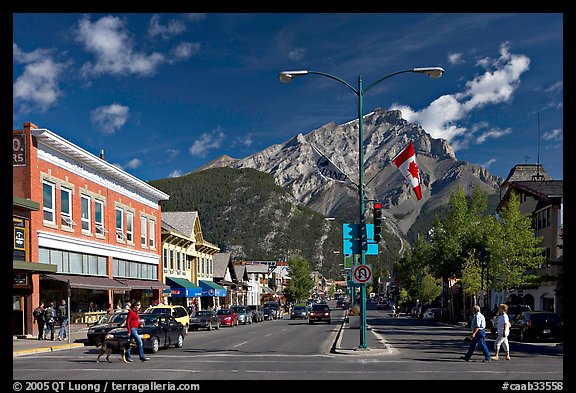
392 140 422 200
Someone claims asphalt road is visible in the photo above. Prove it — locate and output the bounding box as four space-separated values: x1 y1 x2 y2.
13 302 563 385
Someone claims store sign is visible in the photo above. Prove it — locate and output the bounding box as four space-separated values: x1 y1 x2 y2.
13 274 27 285
13 134 26 166
14 227 25 251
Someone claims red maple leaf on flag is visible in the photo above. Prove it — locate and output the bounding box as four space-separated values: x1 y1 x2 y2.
408 161 419 180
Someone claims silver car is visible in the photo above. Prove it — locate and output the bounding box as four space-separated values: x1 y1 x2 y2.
232 305 253 325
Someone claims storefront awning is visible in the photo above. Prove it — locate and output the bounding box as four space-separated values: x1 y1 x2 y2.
42 273 129 291
166 277 202 297
261 286 274 295
115 278 170 291
199 280 227 297
14 260 57 273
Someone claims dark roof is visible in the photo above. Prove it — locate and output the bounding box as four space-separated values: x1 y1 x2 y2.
501 164 553 189
497 180 563 212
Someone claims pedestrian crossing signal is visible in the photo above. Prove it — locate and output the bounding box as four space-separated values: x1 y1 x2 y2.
373 202 382 242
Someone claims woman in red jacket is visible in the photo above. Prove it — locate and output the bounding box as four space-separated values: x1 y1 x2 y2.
125 302 150 362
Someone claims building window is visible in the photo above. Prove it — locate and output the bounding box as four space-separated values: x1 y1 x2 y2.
81 195 91 232
170 249 174 270
163 248 168 272
201 257 205 275
176 251 181 271
149 219 155 248
94 200 106 235
126 211 134 243
60 188 75 228
140 216 147 247
115 208 124 241
42 181 55 223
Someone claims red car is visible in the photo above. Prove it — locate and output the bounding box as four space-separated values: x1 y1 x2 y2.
216 308 239 327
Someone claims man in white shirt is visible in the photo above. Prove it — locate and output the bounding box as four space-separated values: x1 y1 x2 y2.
460 305 491 363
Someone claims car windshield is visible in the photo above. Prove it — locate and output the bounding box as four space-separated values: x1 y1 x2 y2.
140 314 165 327
217 309 231 315
110 313 128 323
232 307 245 314
311 305 329 311
194 311 211 317
144 307 170 315
293 306 306 311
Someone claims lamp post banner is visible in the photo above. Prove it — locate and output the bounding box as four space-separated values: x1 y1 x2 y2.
392 140 422 200
311 144 351 183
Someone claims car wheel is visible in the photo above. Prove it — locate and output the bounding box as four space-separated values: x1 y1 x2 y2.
207 322 212 331
309 320 313 325
151 337 160 353
174 333 184 348
327 320 331 324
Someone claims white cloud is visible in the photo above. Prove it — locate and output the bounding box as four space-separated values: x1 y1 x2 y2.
75 15 166 77
148 14 187 40
288 47 307 61
125 158 142 169
13 53 65 112
390 43 530 149
475 127 512 144
481 158 497 169
542 128 562 142
90 103 130 134
189 127 225 157
447 51 465 65
170 42 201 62
166 149 180 161
13 43 52 63
168 169 182 178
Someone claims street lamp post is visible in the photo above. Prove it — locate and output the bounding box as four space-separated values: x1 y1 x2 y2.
278 66 444 349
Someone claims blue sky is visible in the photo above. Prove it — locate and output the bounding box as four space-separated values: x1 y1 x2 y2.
13 13 563 182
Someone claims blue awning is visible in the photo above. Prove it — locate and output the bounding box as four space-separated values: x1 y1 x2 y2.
199 280 227 297
166 277 202 297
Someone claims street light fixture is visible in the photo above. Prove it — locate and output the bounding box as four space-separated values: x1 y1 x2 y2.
278 66 444 349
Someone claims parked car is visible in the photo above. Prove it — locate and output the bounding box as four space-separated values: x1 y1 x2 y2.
422 308 443 322
308 304 331 324
262 306 273 321
86 310 128 346
143 305 190 333
189 310 220 331
491 304 532 334
231 305 253 325
509 311 563 342
247 305 264 322
104 313 185 353
216 308 239 327
264 301 283 319
290 305 309 320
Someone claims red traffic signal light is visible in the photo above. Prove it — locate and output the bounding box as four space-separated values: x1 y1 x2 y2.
373 202 382 242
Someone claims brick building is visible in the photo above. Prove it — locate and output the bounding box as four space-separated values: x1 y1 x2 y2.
13 122 169 337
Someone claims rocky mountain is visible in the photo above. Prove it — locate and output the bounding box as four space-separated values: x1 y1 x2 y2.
194 108 503 251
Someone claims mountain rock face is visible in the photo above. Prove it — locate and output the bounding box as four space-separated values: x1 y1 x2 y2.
199 108 503 245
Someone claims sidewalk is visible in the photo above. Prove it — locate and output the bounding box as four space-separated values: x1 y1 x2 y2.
332 311 399 356
13 324 88 357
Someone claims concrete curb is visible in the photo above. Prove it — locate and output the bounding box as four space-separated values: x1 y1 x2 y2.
13 343 85 357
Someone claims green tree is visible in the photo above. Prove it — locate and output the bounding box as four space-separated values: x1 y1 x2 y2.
284 256 315 304
486 190 544 296
419 273 443 305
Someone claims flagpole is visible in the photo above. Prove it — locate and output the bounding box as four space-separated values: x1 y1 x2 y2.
278 66 444 350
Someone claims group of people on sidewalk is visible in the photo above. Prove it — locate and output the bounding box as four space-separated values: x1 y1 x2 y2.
461 303 511 363
32 300 69 341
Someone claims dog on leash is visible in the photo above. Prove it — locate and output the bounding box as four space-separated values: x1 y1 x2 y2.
96 339 136 363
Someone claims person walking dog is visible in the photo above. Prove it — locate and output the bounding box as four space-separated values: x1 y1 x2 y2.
461 305 491 363
494 303 511 360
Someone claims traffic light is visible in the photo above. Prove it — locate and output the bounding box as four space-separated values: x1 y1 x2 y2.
373 202 382 242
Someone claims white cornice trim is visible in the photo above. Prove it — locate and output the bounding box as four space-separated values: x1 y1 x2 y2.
37 231 160 265
32 128 169 204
